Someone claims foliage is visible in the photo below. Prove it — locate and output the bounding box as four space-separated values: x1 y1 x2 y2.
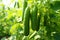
0 0 60 40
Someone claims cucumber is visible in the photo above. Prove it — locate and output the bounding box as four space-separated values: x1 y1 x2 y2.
36 13 41 31
44 13 48 26
22 0 27 21
14 1 19 8
24 6 30 36
17 2 19 8
31 4 38 31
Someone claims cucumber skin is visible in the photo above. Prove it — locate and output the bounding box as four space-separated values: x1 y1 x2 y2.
31 5 38 31
44 13 48 26
24 6 30 36
37 13 41 31
22 0 27 21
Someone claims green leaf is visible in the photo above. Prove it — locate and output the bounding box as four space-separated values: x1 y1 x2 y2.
50 1 60 11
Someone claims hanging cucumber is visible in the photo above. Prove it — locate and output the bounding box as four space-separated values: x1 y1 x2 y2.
17 2 19 8
22 0 27 21
36 13 41 31
24 6 30 36
44 13 48 26
14 2 16 8
14 1 19 8
31 4 38 31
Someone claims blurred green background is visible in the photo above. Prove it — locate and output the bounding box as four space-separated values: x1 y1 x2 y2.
0 0 60 40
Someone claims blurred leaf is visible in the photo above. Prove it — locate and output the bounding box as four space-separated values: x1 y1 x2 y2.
16 8 22 17
54 33 60 40
50 1 60 11
10 23 23 35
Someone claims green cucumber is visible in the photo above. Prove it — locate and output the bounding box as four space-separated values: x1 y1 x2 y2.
31 4 38 31
36 13 41 31
44 13 48 26
22 0 27 21
24 6 30 36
